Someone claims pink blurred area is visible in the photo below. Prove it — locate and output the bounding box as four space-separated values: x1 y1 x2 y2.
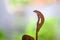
32 0 56 7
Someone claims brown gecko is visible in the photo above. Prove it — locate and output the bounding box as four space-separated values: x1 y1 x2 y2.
22 10 45 40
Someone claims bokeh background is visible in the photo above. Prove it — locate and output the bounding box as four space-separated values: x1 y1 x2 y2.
0 0 60 40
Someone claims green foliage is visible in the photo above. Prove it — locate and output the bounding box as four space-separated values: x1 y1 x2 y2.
0 29 6 40
10 0 32 6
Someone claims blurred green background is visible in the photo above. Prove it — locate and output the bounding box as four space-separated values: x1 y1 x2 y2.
0 0 60 40
0 18 60 40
